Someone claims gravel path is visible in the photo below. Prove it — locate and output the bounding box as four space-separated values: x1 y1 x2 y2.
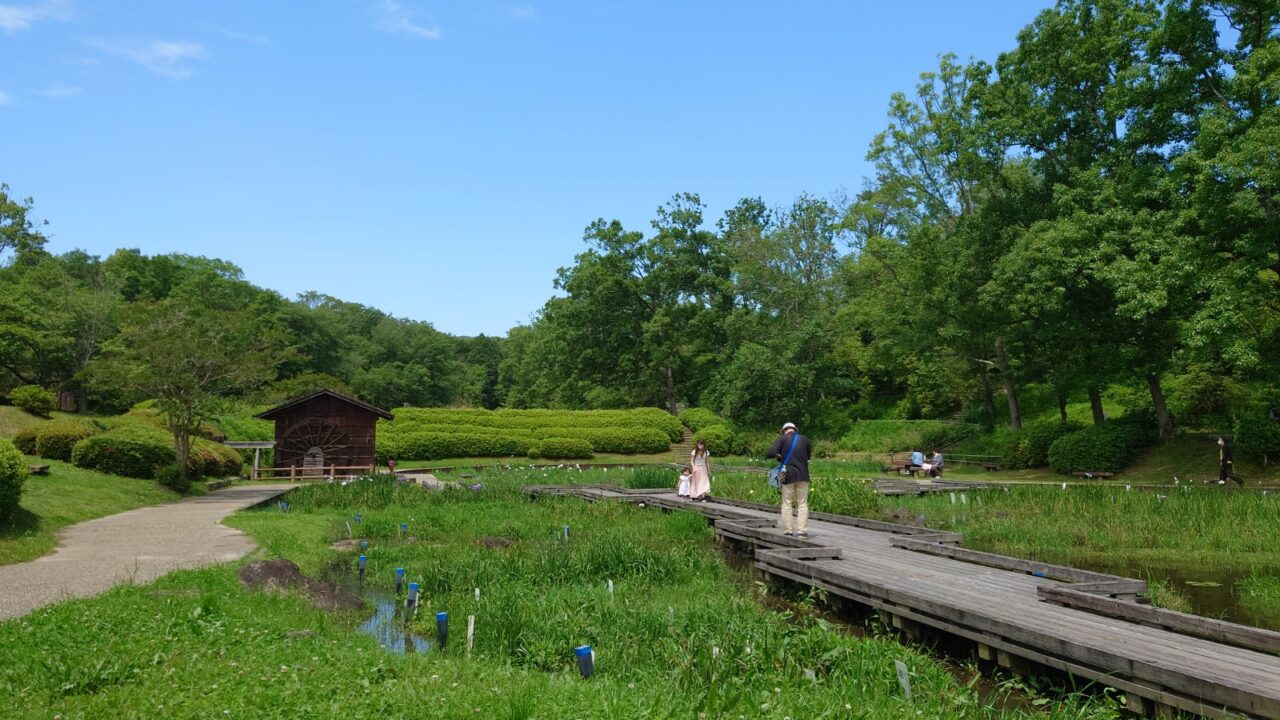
0 483 296 621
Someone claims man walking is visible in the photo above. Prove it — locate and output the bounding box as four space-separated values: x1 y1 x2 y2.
767 422 813 538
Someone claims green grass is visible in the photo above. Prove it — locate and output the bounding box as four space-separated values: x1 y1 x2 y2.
0 405 92 439
0 458 179 565
1238 574 1280 618
835 419 963 453
0 472 1122 719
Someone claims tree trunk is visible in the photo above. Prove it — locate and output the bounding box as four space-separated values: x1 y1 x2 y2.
994 338 1022 432
1147 373 1174 441
663 366 677 415
1087 386 1106 426
1057 392 1068 423
976 363 997 430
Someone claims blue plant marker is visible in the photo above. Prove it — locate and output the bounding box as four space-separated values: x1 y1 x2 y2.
575 644 595 679
407 582 419 610
354 513 362 524
562 525 570 541
436 611 449 649
278 501 288 513
1032 571 1046 577
395 567 406 594
357 554 367 571
359 540 368 550
401 522 408 531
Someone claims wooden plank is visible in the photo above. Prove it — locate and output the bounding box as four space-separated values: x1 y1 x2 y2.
890 537 1146 588
758 546 843 561
754 554 1279 717
1040 586 1280 656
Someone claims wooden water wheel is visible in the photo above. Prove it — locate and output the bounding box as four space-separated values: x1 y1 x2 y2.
280 419 350 475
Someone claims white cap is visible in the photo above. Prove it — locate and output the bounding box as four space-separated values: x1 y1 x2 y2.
781 422 797 432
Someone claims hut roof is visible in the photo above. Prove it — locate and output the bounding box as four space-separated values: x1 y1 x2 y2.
255 389 394 421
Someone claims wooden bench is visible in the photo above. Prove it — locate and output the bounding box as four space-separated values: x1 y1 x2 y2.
1071 471 1115 479
28 464 49 475
981 463 1003 471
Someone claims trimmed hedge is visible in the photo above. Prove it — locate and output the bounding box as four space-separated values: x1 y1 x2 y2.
544 427 669 454
33 419 100 461
1047 416 1156 474
72 434 176 479
0 438 27 524
378 432 531 462
10 385 55 416
387 407 683 442
535 437 594 460
1004 420 1083 469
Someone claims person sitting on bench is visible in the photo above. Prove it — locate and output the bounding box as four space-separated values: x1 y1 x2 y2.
921 448 943 478
907 448 924 474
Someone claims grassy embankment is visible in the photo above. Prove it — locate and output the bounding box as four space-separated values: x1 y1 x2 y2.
0 406 185 565
0 472 1123 719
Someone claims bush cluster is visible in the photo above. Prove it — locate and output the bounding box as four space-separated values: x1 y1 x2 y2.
533 438 594 460
71 434 176 479
12 419 102 460
678 407 723 433
9 385 56 416
1004 420 1083 469
547 427 669 454
681 407 748 456
379 432 530 462
1047 416 1156 474
0 438 28 524
1235 407 1280 462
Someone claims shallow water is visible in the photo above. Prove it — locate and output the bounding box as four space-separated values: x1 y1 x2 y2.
326 562 434 654
1073 559 1278 630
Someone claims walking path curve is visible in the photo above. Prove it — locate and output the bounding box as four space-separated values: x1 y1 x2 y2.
0 483 296 621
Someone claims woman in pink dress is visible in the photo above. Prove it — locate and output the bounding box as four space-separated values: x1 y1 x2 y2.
689 440 712 500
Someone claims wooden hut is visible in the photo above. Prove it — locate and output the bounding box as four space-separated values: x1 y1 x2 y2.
255 389 393 478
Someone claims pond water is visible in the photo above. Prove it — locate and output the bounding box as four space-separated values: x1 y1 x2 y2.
1073 558 1278 630
327 562 434 654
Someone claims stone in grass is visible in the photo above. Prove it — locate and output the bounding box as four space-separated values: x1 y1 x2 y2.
477 536 514 549
329 538 364 551
238 559 364 612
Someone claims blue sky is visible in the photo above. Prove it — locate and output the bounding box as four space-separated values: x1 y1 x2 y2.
1 0 1053 336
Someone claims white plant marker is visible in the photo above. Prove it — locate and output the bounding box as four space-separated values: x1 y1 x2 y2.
712 646 720 659
949 493 956 505
1126 485 1132 491
474 587 480 601
895 660 912 700
668 606 674 622
1061 482 1067 490
960 493 968 505
346 521 353 538
607 579 614 599
466 615 475 656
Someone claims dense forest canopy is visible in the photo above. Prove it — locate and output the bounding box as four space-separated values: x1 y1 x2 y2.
1 0 1276 443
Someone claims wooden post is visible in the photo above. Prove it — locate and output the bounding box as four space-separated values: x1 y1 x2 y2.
290 465 297 481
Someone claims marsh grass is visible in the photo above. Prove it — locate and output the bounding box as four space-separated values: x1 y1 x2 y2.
0 471 1123 719
1237 575 1280 618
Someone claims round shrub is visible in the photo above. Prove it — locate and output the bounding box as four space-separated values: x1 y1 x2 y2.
71 434 176 479
679 408 724 433
9 385 55 417
1047 417 1155 475
33 419 100 461
188 438 244 478
11 426 39 455
0 438 28 524
692 425 736 456
1005 420 1083 469
536 437 593 460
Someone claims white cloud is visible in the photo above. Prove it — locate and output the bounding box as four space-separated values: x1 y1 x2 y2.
37 80 81 97
0 0 69 34
0 91 11 106
509 4 535 19
89 38 207 79
376 0 441 40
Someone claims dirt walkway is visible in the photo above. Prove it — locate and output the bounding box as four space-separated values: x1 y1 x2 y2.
0 483 296 621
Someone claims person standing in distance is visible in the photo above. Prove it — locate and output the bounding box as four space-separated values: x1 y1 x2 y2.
767 422 813 537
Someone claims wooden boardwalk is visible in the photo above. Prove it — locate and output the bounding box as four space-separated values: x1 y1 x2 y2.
525 484 1280 719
